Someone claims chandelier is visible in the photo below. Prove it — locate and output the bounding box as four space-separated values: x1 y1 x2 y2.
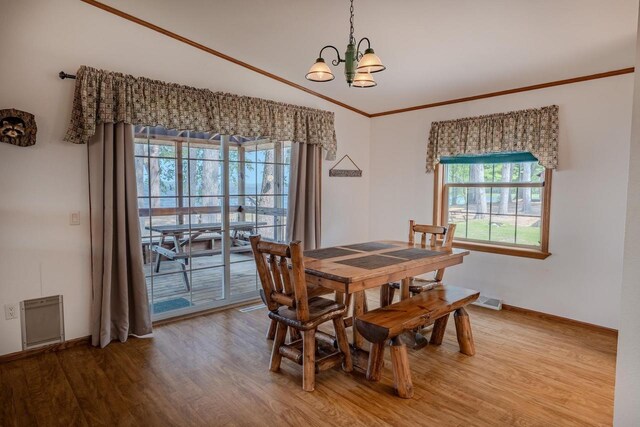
305 0 385 88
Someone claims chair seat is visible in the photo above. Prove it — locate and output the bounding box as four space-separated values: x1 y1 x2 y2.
269 297 346 331
307 283 335 298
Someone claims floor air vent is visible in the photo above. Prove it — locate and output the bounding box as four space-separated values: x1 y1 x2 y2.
20 295 65 350
238 303 266 313
472 295 503 311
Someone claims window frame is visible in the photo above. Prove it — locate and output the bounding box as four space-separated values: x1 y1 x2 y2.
433 163 552 260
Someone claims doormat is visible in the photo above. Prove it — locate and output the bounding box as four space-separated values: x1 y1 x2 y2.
153 297 191 314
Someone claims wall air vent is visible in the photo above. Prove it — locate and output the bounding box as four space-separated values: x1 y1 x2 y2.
472 295 503 311
20 295 65 350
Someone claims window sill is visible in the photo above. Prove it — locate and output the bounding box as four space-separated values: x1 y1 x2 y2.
452 241 551 260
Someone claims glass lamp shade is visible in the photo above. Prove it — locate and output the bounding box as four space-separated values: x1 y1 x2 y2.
305 58 335 82
352 72 376 88
356 48 386 73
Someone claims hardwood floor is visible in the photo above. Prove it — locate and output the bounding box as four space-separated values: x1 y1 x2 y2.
0 291 617 426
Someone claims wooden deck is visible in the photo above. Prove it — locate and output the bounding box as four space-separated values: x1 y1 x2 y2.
144 252 259 313
0 291 617 426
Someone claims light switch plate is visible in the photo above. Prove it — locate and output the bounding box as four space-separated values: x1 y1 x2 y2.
70 211 81 225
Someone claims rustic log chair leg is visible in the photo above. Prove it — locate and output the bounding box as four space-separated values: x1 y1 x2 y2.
333 317 353 373
289 327 301 343
390 337 413 399
270 322 288 372
366 342 386 381
266 319 277 340
454 307 476 356
302 329 317 392
430 314 450 346
412 329 430 350
388 285 395 304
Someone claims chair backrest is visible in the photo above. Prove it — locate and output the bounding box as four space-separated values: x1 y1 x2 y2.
409 220 457 282
408 220 456 250
249 235 310 322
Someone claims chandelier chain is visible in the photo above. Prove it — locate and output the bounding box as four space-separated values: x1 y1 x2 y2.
349 0 355 45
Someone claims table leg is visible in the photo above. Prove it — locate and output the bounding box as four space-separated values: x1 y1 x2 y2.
399 277 428 349
352 291 367 351
335 291 344 305
379 283 391 307
400 278 411 300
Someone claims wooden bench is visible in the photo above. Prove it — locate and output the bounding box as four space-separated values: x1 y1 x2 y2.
355 285 480 398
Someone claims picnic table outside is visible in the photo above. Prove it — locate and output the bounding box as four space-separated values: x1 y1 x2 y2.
147 221 267 290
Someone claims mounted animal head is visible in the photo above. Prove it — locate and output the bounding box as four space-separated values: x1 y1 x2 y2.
0 116 26 139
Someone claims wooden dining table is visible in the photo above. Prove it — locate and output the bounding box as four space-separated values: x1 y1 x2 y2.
303 240 470 368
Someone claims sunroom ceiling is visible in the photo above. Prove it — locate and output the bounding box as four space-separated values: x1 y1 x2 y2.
135 126 265 145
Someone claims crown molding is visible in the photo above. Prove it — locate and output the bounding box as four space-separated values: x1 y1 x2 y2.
80 1 634 120
369 67 635 117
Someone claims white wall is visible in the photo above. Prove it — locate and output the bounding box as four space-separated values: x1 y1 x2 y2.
1 0 634 358
614 6 640 425
370 76 633 329
0 0 370 356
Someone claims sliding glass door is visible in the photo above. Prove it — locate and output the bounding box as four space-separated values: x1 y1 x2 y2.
134 126 291 319
228 139 291 298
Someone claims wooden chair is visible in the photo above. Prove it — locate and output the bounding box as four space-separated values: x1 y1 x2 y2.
387 220 456 301
249 235 353 392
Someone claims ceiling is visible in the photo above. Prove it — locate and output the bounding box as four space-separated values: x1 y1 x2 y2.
100 0 638 115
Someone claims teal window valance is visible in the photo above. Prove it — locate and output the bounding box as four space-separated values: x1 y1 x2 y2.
439 151 539 165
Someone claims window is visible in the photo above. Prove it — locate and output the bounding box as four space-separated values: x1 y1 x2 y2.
134 126 292 318
434 153 552 259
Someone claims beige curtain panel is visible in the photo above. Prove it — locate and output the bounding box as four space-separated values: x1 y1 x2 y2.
64 66 338 160
426 105 559 172
88 123 152 348
287 142 322 250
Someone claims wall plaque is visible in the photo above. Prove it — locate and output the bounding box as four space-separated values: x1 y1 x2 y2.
329 154 362 177
0 108 37 147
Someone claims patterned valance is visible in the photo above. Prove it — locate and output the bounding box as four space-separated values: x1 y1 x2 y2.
64 66 337 160
426 105 559 172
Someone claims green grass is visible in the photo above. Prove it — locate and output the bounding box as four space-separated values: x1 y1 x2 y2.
454 218 541 247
